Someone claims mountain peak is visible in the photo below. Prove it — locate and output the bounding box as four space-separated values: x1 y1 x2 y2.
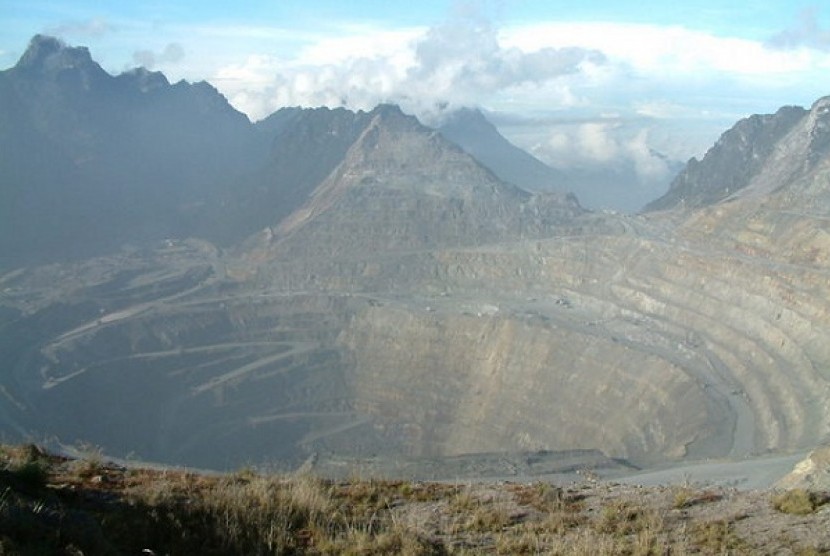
437 106 567 195
439 107 494 133
118 67 170 93
15 34 98 74
370 103 406 117
368 103 423 132
806 95 830 140
811 96 830 112
18 34 64 62
644 104 808 211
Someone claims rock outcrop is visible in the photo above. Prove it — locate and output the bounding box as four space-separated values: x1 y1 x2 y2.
645 105 807 211
777 446 830 490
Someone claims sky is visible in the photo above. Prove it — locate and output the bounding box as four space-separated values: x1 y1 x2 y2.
3 0 830 207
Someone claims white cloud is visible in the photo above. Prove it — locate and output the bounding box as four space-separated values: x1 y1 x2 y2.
209 18 603 121
132 42 185 70
500 21 830 78
294 27 421 66
634 100 691 120
533 121 671 181
578 122 620 162
200 18 830 134
768 7 830 51
175 16 830 141
627 129 671 180
46 18 114 39
141 14 830 185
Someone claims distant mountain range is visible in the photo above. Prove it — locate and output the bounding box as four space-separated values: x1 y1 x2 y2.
1 35 684 270
0 35 267 267
435 108 684 213
0 35 585 269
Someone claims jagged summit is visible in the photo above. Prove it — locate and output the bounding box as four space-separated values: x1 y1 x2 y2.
645 105 807 211
117 67 170 93
14 34 101 76
645 96 830 212
16 34 64 64
369 102 417 123
331 102 520 200
803 96 830 164
0 35 263 266
7 35 236 107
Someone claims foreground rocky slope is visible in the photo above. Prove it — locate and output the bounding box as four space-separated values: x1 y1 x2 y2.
2 444 829 555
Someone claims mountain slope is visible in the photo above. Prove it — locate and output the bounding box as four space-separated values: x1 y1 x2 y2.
646 95 830 266
0 35 265 267
645 104 809 211
241 105 585 272
437 107 568 193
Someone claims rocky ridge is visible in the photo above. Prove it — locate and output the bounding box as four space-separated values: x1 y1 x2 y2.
645 99 830 212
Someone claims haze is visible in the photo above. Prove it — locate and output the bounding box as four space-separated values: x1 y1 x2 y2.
2 1 830 492
4 1 830 210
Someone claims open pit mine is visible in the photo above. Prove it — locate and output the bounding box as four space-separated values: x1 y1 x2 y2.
1 36 829 479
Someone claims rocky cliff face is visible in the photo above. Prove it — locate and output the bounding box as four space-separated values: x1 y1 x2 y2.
645 98 830 212
667 96 830 273
777 446 830 490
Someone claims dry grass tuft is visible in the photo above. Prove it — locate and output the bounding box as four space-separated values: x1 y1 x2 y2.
690 518 748 553
771 488 829 515
672 486 723 509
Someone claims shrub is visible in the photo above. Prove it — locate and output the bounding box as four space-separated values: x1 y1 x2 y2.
690 519 747 553
2 444 50 489
771 489 828 515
